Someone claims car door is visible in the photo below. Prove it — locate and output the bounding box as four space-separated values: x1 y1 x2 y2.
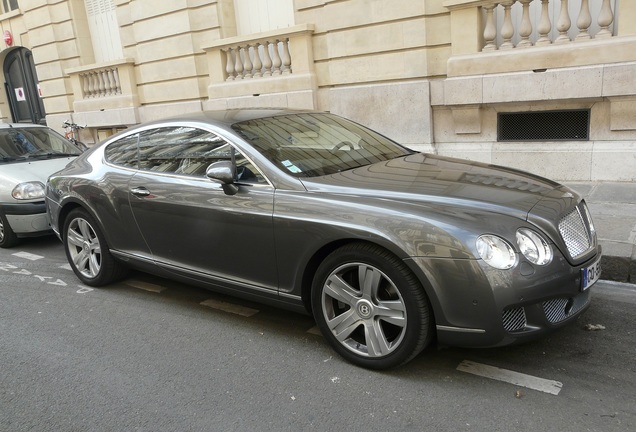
127 125 278 291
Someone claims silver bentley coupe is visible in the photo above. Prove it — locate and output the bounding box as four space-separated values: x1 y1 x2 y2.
45 110 601 369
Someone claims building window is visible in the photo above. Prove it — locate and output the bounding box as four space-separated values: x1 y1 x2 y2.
234 0 295 35
2 0 19 13
498 110 590 141
84 0 124 63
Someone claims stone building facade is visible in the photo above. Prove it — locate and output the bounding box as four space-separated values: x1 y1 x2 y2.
1 0 634 181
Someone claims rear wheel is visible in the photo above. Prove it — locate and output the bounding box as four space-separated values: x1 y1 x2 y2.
311 243 433 369
63 208 127 286
0 212 19 248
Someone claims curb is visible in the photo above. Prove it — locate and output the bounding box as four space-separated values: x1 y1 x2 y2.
601 255 635 284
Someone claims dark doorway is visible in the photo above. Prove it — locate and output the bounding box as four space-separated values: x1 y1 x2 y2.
4 47 47 124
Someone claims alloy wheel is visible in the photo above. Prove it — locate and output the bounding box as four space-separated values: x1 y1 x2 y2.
320 262 407 358
66 217 102 279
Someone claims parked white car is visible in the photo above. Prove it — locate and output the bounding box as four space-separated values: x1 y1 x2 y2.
0 123 82 248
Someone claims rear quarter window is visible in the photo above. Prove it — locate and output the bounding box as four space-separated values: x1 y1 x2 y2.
104 133 139 168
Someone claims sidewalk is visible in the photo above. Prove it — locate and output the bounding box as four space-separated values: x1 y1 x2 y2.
564 182 636 284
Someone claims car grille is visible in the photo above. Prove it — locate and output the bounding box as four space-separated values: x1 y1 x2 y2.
558 201 595 260
502 307 527 332
503 291 590 332
543 295 588 324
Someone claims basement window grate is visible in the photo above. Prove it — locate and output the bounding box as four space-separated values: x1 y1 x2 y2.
498 110 590 141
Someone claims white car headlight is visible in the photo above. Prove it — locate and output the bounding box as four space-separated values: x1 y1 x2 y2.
476 235 517 270
12 181 46 200
516 228 552 265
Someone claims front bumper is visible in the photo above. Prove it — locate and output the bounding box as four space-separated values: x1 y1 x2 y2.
0 201 50 236
406 246 601 348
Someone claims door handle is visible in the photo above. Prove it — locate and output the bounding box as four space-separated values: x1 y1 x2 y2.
130 186 151 197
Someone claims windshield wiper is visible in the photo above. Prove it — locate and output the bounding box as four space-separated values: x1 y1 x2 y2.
26 152 79 159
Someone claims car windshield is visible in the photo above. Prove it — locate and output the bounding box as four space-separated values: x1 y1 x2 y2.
0 127 82 163
232 113 413 177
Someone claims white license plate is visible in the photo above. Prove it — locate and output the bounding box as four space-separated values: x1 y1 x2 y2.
581 257 601 291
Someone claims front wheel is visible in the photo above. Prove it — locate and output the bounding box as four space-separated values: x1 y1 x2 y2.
63 208 127 286
311 243 433 369
0 212 19 248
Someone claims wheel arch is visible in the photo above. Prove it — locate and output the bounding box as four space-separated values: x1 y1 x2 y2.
57 198 109 244
299 238 438 329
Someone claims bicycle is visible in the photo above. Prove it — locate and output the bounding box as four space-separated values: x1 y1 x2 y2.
63 120 89 151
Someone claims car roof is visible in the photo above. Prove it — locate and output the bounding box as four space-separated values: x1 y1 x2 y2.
140 109 316 128
0 123 47 129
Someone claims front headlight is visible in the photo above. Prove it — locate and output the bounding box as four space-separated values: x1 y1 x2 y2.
516 228 552 265
476 235 517 269
12 182 46 200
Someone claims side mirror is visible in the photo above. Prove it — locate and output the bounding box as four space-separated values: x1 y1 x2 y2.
206 161 239 195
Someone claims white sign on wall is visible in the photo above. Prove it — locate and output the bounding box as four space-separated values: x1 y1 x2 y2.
15 87 26 101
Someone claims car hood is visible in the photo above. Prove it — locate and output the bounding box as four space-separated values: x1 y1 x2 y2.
300 153 571 218
0 157 77 187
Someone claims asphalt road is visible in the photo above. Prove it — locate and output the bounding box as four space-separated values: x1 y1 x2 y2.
1 236 635 432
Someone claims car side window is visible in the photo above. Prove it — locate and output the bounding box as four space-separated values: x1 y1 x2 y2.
135 126 266 184
104 133 139 168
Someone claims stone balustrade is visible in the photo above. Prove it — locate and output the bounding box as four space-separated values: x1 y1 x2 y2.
204 24 317 109
79 67 123 98
64 59 139 126
443 0 635 77
224 39 293 80
205 24 314 83
481 0 616 51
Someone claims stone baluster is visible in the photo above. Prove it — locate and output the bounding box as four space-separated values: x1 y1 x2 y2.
252 43 263 78
83 74 89 97
95 72 101 96
225 48 235 81
271 40 283 75
106 68 119 95
242 45 253 78
555 0 571 44
500 1 515 50
596 0 614 38
98 71 106 96
575 0 592 40
103 71 110 95
262 41 273 77
482 3 498 52
113 68 121 94
234 45 244 79
87 72 96 98
96 71 103 96
517 0 533 47
81 73 90 98
535 0 552 46
281 39 292 74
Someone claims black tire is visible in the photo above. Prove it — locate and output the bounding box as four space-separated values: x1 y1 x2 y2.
0 211 19 248
311 243 433 369
63 208 128 286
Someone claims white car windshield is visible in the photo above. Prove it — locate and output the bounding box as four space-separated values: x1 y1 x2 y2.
232 113 413 177
0 127 82 163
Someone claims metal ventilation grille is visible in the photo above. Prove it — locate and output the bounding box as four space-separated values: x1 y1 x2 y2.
502 307 526 332
543 297 587 323
559 205 591 259
543 298 570 323
498 110 590 141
